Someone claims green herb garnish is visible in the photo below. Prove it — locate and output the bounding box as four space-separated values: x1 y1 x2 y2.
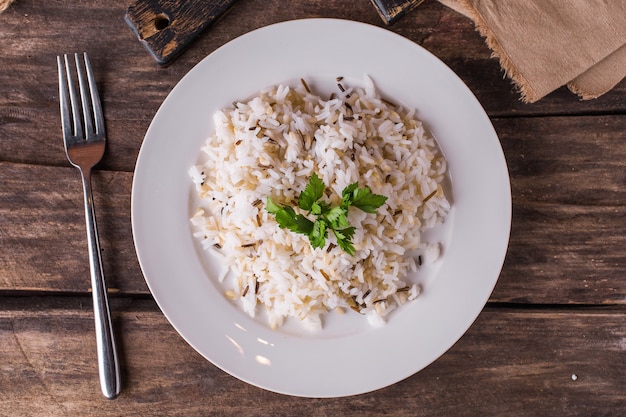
266 173 387 255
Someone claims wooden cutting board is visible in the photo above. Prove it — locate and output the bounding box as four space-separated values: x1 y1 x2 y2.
371 0 426 24
124 0 239 66
124 0 423 66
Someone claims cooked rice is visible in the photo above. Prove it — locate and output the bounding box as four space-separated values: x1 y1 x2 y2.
189 76 450 330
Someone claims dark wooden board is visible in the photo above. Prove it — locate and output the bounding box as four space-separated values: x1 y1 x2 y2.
125 0 239 65
1 300 624 416
370 0 425 24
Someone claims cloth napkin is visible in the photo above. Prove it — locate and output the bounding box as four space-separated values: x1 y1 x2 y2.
438 0 626 102
0 0 13 13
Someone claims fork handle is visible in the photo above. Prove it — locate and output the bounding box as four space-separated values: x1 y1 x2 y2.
80 168 121 399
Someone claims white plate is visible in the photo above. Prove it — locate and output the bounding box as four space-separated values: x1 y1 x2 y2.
132 18 511 398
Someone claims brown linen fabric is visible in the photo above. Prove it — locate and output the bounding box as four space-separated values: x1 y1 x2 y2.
0 0 13 13
439 0 626 102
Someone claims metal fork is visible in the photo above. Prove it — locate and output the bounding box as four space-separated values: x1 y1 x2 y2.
57 53 121 400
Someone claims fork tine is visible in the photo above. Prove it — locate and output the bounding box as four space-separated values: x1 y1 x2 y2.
57 55 72 141
63 54 84 140
82 53 105 137
75 53 95 139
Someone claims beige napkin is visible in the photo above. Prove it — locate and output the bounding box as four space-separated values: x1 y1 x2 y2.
0 0 13 13
438 0 626 102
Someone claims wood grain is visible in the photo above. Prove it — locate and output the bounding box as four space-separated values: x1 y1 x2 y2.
2 114 626 303
0 300 623 416
1 0 625 413
0 162 146 294
370 0 426 24
0 1 625 172
494 115 626 304
125 0 240 65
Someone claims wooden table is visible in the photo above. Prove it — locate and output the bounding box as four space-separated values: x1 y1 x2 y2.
1 1 624 415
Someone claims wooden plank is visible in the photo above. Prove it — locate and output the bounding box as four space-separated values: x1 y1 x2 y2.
494 115 626 304
0 162 146 294
500 203 626 304
0 300 624 416
3 114 626 303
0 0 625 171
502 116 626 207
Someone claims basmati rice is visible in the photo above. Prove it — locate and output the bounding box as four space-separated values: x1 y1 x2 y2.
189 76 450 330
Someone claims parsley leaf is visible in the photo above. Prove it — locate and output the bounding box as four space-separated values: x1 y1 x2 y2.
326 206 348 229
333 226 356 255
299 172 325 211
267 197 314 234
309 219 328 249
266 175 387 255
341 182 359 209
266 197 283 214
311 200 331 216
349 186 388 213
291 214 315 234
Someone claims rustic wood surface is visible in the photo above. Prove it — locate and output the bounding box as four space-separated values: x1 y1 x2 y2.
0 0 624 415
